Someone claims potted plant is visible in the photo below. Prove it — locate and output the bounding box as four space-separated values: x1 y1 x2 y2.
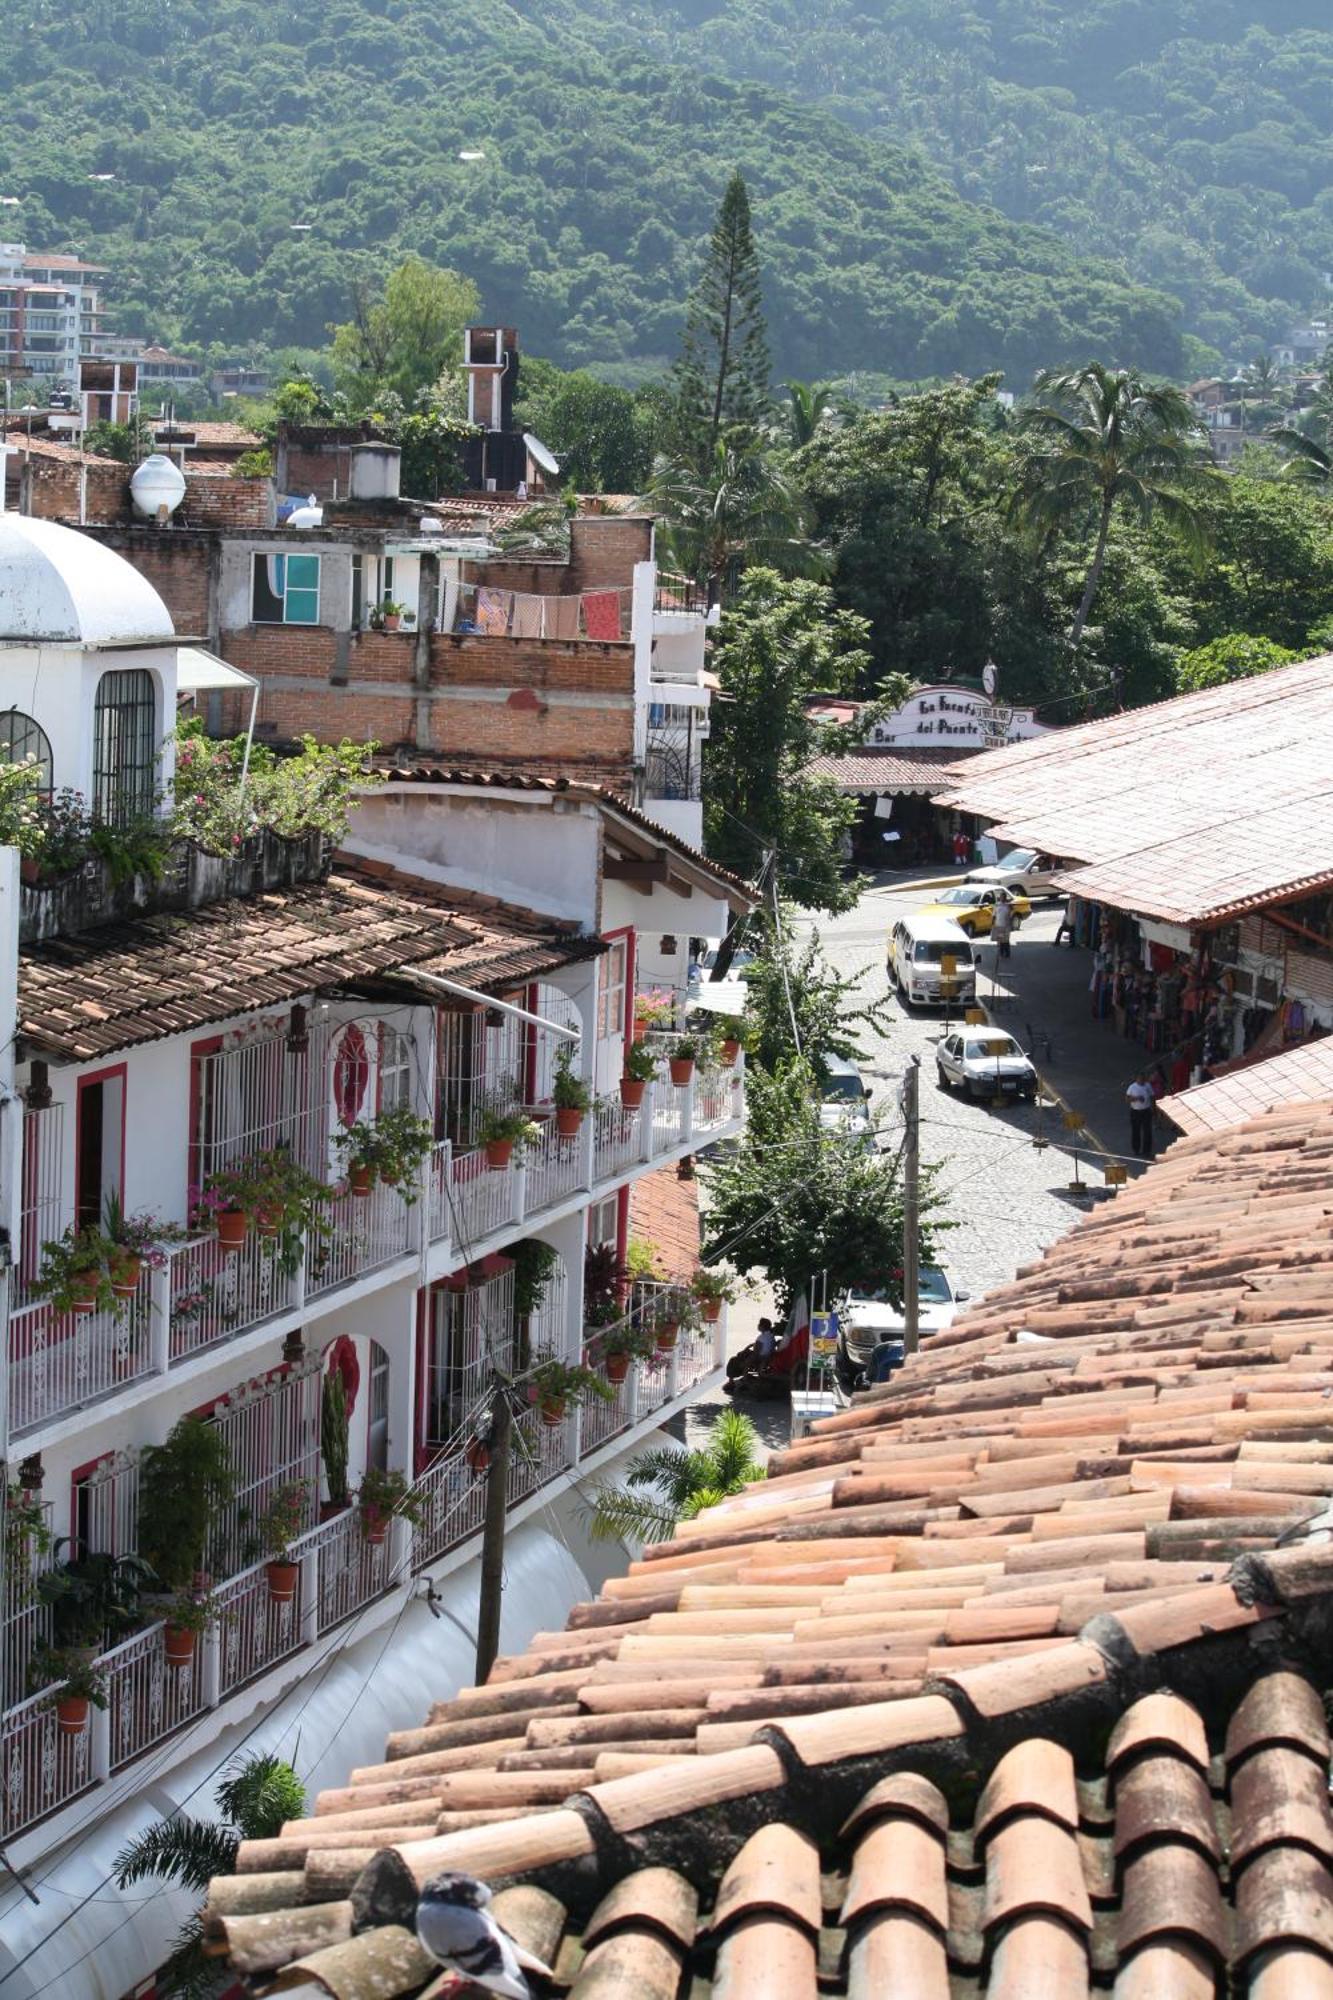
376 599 406 633
38 1544 152 1658
597 1320 655 1385
669 1036 698 1087
633 989 675 1034
551 1045 592 1137
202 1148 330 1274
161 1590 215 1670
137 1418 235 1596
5 1484 54 1605
690 1268 734 1324
335 1105 434 1201
31 1649 107 1736
530 1356 615 1428
478 1107 539 1172
321 1370 350 1519
258 1481 310 1604
620 1037 657 1109
646 1291 690 1352
102 1193 175 1299
356 1466 426 1546
34 1227 116 1318
715 1015 750 1067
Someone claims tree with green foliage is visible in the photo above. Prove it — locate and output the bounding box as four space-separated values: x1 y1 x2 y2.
113 1753 306 1997
330 257 478 413
781 381 838 450
514 360 660 492
1015 364 1209 651
703 569 893 911
743 923 894 1084
671 170 771 465
650 435 816 606
1268 425 1332 488
703 1058 936 1313
1176 633 1302 693
585 1408 765 1546
83 412 154 464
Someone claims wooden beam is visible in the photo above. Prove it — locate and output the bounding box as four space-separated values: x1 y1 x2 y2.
604 856 670 886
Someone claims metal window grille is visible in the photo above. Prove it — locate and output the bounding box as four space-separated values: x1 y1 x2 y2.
0 709 53 791
594 947 626 1043
367 1340 390 1472
645 703 701 802
77 1450 140 1559
532 983 582 1103
92 669 156 825
208 1357 321 1578
194 1021 334 1187
3 1495 54 1708
438 1008 523 1146
18 1101 64 1303
424 1267 515 1449
378 1023 414 1111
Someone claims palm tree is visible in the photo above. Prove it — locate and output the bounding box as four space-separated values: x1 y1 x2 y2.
648 434 822 607
1269 424 1332 485
113 1752 305 1997
586 1407 765 1545
1015 363 1209 648
781 380 837 449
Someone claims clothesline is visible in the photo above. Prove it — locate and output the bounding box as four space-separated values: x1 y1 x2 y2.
452 580 631 641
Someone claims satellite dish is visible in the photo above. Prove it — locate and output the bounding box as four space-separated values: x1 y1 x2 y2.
523 433 560 479
982 662 998 697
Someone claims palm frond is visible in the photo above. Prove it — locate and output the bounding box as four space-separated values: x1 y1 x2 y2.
112 1816 239 1895
583 1482 684 1546
622 1444 692 1492
216 1752 305 1841
154 1914 222 2000
679 1486 729 1521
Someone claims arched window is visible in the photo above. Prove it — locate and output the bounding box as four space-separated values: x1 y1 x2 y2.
0 710 53 792
92 669 156 825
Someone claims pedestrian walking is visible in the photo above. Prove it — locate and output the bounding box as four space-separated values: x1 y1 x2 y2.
1053 897 1075 947
991 894 1014 960
953 830 969 868
1126 1071 1155 1158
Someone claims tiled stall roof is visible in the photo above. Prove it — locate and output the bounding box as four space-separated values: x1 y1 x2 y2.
805 746 978 795
205 1100 1333 1996
19 867 601 1061
1162 1035 1333 1136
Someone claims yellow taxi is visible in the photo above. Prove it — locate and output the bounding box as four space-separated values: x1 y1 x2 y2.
915 883 1031 938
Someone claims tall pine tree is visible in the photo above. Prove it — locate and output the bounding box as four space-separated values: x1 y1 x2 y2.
672 171 772 467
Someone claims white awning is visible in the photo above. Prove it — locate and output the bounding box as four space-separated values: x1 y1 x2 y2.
175 646 258 695
690 978 750 1016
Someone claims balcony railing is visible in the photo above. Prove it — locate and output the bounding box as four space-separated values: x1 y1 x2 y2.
8 1277 154 1437
306 1178 414 1301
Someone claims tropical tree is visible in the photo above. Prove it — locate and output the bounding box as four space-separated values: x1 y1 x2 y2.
1176 633 1301 693
671 169 772 466
1015 363 1209 648
585 1407 765 1545
781 380 838 449
330 256 479 413
744 922 894 1083
113 1753 306 1997
649 435 817 606
1268 425 1332 487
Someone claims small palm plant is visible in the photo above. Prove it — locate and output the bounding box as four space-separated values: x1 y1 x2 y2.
113 1751 306 1997
585 1407 765 1545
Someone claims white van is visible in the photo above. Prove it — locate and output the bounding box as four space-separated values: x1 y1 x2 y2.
888 914 977 1006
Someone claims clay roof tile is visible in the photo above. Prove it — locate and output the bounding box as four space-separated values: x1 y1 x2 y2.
1225 1671 1332 1772
710 1824 822 1940
975 1739 1079 1846
1107 1691 1210 1782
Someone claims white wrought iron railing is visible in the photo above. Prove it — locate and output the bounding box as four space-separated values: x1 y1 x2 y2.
593 1095 640 1181
523 1117 585 1216
0 1686 96 1840
8 1278 154 1438
446 1145 518 1252
306 1177 413 1301
167 1229 295 1364
104 1620 209 1774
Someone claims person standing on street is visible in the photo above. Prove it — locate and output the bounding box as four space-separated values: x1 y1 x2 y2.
1126 1072 1155 1158
991 894 1014 960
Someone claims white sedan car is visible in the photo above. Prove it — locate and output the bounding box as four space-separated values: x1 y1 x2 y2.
967 846 1062 897
936 1028 1039 1101
834 1268 967 1396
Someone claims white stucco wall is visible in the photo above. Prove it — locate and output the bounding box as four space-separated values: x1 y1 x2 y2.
0 642 176 803
346 789 602 928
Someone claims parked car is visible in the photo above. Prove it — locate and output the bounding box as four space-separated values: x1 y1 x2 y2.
936 1028 1038 1101
916 883 1031 937
887 914 977 1007
818 1053 873 1141
833 1267 966 1398
967 846 1062 898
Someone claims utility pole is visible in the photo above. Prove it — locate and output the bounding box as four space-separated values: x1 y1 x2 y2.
473 1388 511 1684
901 1055 921 1356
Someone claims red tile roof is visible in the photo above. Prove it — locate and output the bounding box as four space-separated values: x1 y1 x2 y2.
807 746 981 794
206 1098 1333 1993
1162 1035 1333 1136
155 419 262 447
18 866 601 1062
935 656 1333 925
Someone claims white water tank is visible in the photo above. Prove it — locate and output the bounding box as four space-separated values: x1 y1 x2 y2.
348 442 401 502
130 453 187 522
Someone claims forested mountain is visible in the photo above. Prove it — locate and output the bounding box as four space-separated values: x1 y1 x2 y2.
1 0 1184 382
576 0 1333 369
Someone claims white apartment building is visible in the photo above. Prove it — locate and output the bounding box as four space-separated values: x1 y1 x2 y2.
0 514 749 1989
0 245 106 389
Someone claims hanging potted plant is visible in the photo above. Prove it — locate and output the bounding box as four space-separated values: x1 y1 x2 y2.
31 1650 108 1736
356 1466 427 1547
551 1045 592 1137
633 989 675 1035
647 1292 690 1352
530 1356 615 1429
335 1105 434 1201
102 1193 175 1299
690 1268 735 1325
258 1481 310 1605
715 1015 750 1068
478 1107 540 1172
598 1320 654 1386
34 1227 116 1318
669 1036 698 1087
620 1037 657 1109
162 1590 214 1670
321 1369 351 1520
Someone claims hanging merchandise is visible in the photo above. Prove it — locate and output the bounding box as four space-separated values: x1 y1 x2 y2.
581 591 621 641
476 587 512 635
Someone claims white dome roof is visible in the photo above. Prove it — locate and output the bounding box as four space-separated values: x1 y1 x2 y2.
0 513 175 645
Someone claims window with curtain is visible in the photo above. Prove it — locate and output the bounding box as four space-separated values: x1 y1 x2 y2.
251 551 320 625
92 669 156 824
0 709 53 792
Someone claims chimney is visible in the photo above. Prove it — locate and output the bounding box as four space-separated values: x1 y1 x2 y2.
464 326 519 432
347 441 402 502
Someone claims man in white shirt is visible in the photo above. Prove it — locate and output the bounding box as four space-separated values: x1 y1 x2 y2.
1126 1072 1155 1158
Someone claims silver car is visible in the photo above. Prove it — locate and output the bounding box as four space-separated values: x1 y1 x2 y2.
967 846 1062 897
936 1028 1038 1101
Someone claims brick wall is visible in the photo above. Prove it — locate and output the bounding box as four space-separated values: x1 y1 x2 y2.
567 515 652 591
429 634 632 692
124 538 212 637
20 455 129 525
184 473 274 530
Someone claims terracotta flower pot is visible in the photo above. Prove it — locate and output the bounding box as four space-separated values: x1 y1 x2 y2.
721 1038 741 1067
619 1076 646 1109
654 1321 680 1352
555 1105 584 1138
55 1693 90 1735
604 1351 631 1385
669 1058 695 1087
255 1204 283 1239
69 1270 102 1317
216 1207 249 1252
382 614 401 632
699 1298 723 1324
361 1509 389 1547
484 1137 514 1171
539 1395 566 1428
349 1163 374 1199
163 1624 197 1669
464 1438 491 1475
318 1500 348 1523
265 1559 299 1606
110 1254 142 1300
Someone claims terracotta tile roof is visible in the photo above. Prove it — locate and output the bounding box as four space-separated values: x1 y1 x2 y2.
205 1099 1333 1994
1163 1036 1333 1136
806 747 980 794
629 1167 700 1283
18 867 602 1062
155 419 261 447
2 434 122 466
935 655 1333 924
